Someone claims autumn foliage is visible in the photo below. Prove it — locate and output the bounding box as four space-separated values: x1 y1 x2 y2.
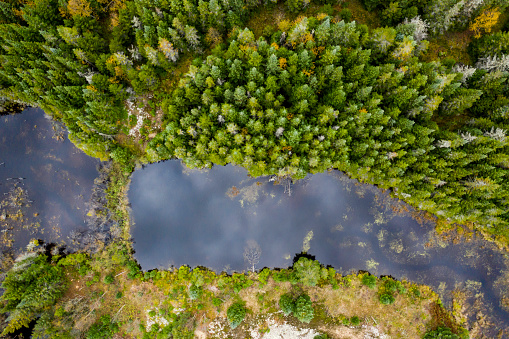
470 7 501 38
67 0 93 17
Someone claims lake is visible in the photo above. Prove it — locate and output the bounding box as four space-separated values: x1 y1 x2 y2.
0 108 99 253
130 160 509 336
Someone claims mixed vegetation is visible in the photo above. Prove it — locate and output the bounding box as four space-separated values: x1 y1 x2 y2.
0 242 468 338
1 0 509 336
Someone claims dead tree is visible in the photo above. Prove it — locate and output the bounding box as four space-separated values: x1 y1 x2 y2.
243 240 261 273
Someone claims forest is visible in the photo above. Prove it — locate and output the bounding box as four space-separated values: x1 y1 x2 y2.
0 0 509 336
1 0 508 243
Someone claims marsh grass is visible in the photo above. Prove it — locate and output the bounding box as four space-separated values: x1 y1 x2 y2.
48 251 456 338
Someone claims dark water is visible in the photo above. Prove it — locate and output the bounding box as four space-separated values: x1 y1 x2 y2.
130 160 509 335
0 108 99 252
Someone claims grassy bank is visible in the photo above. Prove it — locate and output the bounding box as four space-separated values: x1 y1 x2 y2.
0 242 468 338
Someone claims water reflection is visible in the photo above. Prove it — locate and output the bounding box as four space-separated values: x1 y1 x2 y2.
0 108 99 252
130 160 509 335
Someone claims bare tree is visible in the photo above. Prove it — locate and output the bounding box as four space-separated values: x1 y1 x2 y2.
243 240 261 273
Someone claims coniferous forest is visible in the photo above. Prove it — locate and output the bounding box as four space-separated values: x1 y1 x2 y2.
1 0 508 241
1 0 509 337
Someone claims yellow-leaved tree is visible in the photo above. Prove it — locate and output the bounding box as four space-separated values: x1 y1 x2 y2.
67 0 93 17
470 7 501 38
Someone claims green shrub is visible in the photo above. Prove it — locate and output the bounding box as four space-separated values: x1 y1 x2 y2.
148 310 156 317
384 279 406 294
110 146 134 172
126 260 140 279
58 253 91 275
272 270 288 283
279 294 295 316
423 326 459 339
212 297 223 307
442 58 456 69
115 292 123 299
350 316 361 326
468 31 509 61
262 25 276 37
320 4 335 16
86 315 119 339
294 294 314 323
226 302 247 329
293 258 321 286
232 273 254 292
286 0 307 13
340 9 352 22
385 280 398 292
54 307 66 318
189 284 202 300
258 268 271 285
361 274 377 289
314 334 331 339
379 293 395 305
104 274 114 284
362 0 383 11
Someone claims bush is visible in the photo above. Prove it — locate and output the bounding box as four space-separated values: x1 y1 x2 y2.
273 269 291 283
58 253 92 275
468 31 509 61
350 316 361 326
294 294 314 323
384 279 406 294
115 292 123 299
314 335 331 339
104 274 114 284
54 307 66 318
286 0 307 13
227 302 247 329
212 297 223 307
279 294 295 316
258 268 271 285
110 146 134 172
361 274 377 289
379 293 395 305
262 25 276 37
423 326 459 339
126 260 140 279
293 257 321 286
86 315 119 339
189 284 202 300
362 0 383 11
320 4 335 16
340 9 352 22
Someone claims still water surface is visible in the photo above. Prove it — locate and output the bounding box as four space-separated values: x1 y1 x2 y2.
130 160 509 335
0 108 99 251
